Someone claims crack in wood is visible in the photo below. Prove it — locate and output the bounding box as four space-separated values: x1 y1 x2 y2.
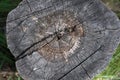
26 0 33 12
15 32 55 61
6 17 29 34
7 13 66 54
6 0 73 23
57 45 102 80
7 5 52 23
81 65 91 79
15 21 83 61
15 11 84 61
12 32 26 54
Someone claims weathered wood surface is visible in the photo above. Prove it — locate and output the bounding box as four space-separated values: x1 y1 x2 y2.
6 0 120 80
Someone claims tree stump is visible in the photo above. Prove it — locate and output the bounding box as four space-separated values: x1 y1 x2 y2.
6 0 120 80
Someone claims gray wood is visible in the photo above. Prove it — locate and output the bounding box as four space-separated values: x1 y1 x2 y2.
6 0 120 80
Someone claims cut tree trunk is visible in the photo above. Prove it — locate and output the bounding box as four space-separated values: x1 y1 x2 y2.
6 0 120 80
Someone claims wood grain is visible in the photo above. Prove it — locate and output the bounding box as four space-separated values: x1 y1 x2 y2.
6 0 120 80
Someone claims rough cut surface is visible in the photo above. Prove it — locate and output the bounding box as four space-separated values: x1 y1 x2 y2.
6 0 120 80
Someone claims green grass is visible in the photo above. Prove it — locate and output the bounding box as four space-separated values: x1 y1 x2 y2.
0 32 23 80
0 0 23 79
0 32 15 71
7 75 23 80
93 45 120 80
0 0 21 12
116 12 120 18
